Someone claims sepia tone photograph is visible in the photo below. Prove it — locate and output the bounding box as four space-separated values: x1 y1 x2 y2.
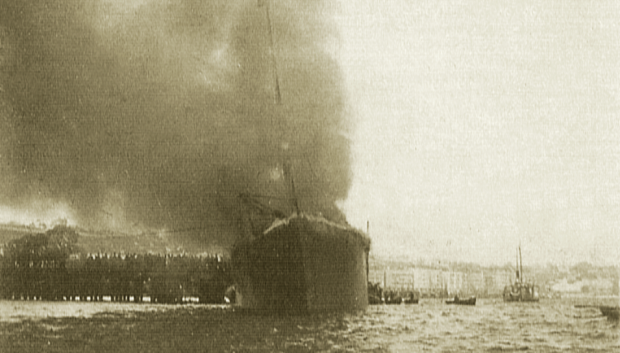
0 0 618 352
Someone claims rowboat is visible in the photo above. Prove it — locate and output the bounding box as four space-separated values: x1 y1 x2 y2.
446 296 476 306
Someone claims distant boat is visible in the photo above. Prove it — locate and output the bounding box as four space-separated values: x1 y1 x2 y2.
599 280 619 320
599 306 619 320
368 281 383 305
574 303 620 321
384 296 419 305
378 268 419 305
403 296 419 305
368 294 382 305
445 296 476 306
385 295 403 305
503 245 539 302
601 279 620 320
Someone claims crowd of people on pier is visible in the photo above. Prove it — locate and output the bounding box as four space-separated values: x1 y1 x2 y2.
0 226 234 304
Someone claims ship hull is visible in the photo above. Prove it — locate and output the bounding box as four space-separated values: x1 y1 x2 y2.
232 215 370 314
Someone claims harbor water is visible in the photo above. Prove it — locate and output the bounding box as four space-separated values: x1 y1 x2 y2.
1 298 618 352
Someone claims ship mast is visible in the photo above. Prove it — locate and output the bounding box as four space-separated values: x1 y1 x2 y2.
259 0 281 104
259 0 300 214
282 162 300 214
366 220 370 283
515 247 520 283
519 244 523 283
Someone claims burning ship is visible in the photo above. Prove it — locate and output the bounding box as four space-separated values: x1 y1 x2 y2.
229 1 371 313
232 164 371 314
232 163 370 314
232 201 371 313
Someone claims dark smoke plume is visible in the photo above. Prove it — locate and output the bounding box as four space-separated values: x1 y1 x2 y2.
0 0 352 251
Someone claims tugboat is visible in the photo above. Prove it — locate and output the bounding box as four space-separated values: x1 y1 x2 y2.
503 245 539 302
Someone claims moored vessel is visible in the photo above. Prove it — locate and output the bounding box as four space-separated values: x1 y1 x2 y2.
503 245 539 302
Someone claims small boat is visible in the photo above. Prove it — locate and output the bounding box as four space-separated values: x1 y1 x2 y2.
575 279 619 320
599 306 619 320
385 295 403 305
368 295 382 305
380 275 419 305
368 282 383 305
575 305 619 320
382 294 419 305
402 290 419 304
403 297 419 304
383 288 401 305
445 296 476 306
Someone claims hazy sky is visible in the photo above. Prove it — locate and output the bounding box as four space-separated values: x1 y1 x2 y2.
339 0 619 266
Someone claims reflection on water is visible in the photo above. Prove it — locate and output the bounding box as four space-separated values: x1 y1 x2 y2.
0 298 618 352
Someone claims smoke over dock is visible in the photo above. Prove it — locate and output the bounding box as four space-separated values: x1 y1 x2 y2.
0 0 352 251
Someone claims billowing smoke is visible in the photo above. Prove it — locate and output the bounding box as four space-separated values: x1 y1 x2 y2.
0 0 351 250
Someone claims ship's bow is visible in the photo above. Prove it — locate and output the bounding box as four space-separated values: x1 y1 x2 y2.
232 214 370 314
